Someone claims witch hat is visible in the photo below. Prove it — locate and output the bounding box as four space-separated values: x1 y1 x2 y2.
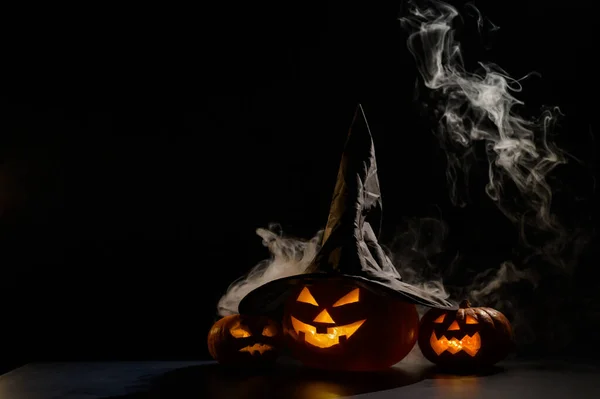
238 104 456 315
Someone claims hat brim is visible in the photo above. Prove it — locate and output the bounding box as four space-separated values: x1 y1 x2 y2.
237 273 457 316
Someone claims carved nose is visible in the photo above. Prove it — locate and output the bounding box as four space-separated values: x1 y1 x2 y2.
313 309 335 324
448 321 460 331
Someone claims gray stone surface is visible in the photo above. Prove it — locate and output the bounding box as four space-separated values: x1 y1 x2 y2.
0 358 598 399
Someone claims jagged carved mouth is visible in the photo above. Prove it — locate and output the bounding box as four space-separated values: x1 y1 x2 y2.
239 343 273 355
430 332 481 357
290 316 366 348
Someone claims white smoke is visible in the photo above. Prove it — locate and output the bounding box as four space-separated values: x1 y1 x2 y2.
400 0 566 236
469 261 538 301
386 216 453 297
217 224 322 316
399 0 592 351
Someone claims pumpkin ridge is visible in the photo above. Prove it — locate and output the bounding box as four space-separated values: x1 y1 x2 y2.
481 307 500 328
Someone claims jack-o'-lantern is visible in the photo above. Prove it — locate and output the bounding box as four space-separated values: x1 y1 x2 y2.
282 277 419 371
237 104 456 371
207 314 282 366
418 300 513 369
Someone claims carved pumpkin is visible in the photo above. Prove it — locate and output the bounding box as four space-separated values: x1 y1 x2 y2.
207 314 282 365
282 278 419 371
418 300 513 369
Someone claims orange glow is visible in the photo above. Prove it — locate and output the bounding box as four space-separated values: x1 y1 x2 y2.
447 321 460 330
262 324 277 337
313 309 335 324
466 315 478 324
297 287 319 306
229 321 251 338
332 288 360 307
429 332 481 357
433 375 481 397
434 314 446 323
290 316 366 348
239 343 273 355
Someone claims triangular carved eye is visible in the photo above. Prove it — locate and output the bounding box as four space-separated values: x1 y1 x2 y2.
466 315 478 324
230 321 252 338
433 314 446 323
296 287 318 306
333 288 360 307
262 324 277 337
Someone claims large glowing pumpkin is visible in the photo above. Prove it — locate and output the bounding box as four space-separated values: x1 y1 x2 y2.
418 300 513 369
207 314 282 366
282 278 419 371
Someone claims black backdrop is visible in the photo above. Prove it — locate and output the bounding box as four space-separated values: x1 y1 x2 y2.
1 0 597 373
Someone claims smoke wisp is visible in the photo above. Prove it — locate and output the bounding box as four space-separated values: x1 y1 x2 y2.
217 224 322 316
400 0 566 237
399 0 592 352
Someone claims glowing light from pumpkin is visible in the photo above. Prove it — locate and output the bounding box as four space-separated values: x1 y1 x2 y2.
262 324 277 337
290 316 366 348
447 321 460 331
238 343 274 355
229 321 252 338
332 288 360 307
430 332 481 357
313 309 336 324
297 287 319 306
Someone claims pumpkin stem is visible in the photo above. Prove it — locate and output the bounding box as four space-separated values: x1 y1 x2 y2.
459 299 471 308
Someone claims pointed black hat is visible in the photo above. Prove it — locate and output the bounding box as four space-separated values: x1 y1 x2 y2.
238 104 456 315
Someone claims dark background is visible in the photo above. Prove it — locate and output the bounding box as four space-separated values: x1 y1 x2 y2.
1 0 597 374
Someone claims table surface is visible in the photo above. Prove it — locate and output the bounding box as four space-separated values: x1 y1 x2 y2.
1 357 599 399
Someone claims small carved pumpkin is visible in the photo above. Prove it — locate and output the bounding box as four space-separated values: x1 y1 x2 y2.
207 314 282 365
282 278 419 371
418 300 513 369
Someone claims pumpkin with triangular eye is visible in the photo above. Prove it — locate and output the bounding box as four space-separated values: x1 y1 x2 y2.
207 314 282 365
282 277 419 371
418 300 514 369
